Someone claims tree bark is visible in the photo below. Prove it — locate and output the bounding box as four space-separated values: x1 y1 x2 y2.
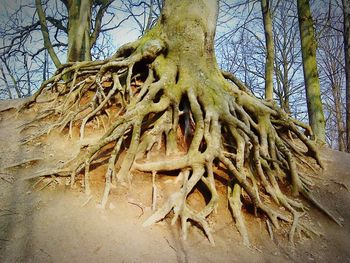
297 0 326 142
36 0 113 65
261 0 274 101
67 0 93 62
158 1 218 68
0 65 13 99
35 0 62 68
343 0 350 152
332 83 346 151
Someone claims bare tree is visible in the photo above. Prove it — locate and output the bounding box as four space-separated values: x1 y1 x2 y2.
297 0 326 142
261 0 275 100
273 0 305 117
319 28 346 150
35 0 115 64
117 0 162 36
342 0 350 151
315 1 346 151
0 0 157 99
216 0 266 98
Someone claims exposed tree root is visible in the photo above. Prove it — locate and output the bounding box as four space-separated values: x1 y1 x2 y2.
4 158 43 170
0 173 15 184
17 32 340 247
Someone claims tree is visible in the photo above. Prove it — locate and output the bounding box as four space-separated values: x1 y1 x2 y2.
342 0 350 152
261 0 275 100
317 3 346 151
272 0 305 116
0 0 119 100
35 0 114 65
216 1 267 99
0 0 160 100
118 0 162 36
19 0 339 246
297 0 326 142
319 32 346 151
0 2 49 99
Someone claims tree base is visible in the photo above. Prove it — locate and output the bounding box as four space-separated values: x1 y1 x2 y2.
16 36 340 246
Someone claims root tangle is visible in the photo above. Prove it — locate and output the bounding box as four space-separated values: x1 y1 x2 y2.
17 33 340 247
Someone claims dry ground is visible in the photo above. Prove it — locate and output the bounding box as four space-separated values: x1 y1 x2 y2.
0 99 350 263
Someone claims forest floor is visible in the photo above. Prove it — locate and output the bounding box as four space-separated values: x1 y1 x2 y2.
0 98 350 263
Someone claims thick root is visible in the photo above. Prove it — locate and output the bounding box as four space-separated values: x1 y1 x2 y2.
18 35 339 246
228 184 250 246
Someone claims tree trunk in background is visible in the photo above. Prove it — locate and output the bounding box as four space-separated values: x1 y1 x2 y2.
261 0 274 101
36 0 62 67
297 0 326 142
281 61 291 113
275 55 291 114
331 82 346 151
0 65 13 99
343 0 350 152
67 0 93 62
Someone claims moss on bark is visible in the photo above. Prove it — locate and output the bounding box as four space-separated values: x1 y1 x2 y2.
297 0 326 142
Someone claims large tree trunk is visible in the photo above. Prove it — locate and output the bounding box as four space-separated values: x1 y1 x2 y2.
20 0 339 246
343 0 350 152
297 0 326 142
67 0 93 62
154 1 218 75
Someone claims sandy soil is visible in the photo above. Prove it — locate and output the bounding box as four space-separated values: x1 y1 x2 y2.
0 99 350 263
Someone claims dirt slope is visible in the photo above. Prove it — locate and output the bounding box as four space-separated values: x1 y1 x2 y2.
0 99 349 263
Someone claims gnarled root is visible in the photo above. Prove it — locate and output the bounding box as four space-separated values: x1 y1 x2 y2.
18 35 338 246
228 184 249 246
143 167 216 246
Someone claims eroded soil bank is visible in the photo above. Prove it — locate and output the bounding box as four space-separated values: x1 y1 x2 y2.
0 100 349 263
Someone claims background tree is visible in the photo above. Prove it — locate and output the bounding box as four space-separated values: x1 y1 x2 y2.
216 0 266 98
261 0 275 100
319 29 346 150
35 0 115 65
342 0 350 152
0 0 116 98
117 0 162 36
0 0 160 99
0 1 50 99
297 0 326 142
273 0 304 116
316 1 346 151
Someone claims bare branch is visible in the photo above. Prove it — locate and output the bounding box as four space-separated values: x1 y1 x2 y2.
35 0 62 68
